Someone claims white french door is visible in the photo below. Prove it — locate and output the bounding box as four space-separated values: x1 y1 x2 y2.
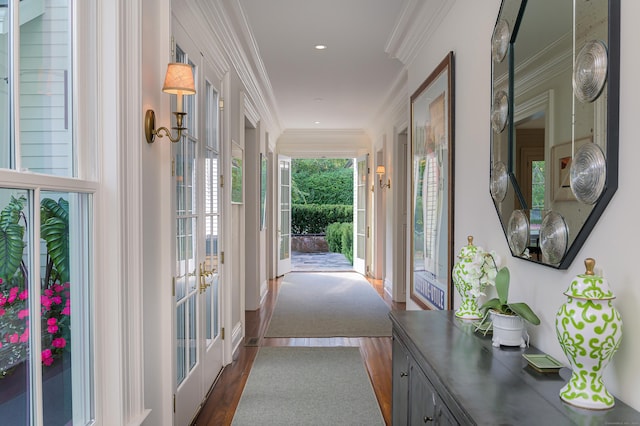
173 38 225 425
353 154 369 275
277 155 292 276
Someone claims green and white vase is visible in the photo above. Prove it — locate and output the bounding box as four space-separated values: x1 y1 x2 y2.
452 236 482 319
555 258 623 410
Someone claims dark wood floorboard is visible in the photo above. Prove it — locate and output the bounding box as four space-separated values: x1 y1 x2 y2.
191 274 405 426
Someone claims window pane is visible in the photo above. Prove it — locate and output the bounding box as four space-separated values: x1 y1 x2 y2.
0 10 9 169
20 1 74 176
41 191 93 425
0 189 31 425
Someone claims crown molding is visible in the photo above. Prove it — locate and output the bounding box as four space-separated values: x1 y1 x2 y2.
193 0 282 136
385 0 455 66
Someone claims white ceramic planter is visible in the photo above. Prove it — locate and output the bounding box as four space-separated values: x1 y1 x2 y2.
490 310 526 348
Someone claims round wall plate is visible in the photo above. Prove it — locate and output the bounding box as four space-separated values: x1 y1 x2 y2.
492 19 510 63
570 142 606 205
573 40 608 103
491 90 509 133
540 211 568 265
490 161 508 202
507 210 529 256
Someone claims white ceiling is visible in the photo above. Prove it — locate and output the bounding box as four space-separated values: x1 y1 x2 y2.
238 0 409 131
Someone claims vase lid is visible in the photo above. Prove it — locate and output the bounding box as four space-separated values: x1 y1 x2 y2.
457 235 478 259
564 258 615 300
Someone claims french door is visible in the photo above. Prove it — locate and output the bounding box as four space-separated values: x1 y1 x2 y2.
353 154 369 275
173 40 224 425
277 155 292 276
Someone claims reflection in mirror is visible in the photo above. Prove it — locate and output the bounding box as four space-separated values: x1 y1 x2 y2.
490 0 619 269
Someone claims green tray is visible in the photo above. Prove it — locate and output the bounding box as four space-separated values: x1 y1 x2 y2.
522 353 564 373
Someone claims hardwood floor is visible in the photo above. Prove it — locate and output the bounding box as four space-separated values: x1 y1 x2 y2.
191 274 405 426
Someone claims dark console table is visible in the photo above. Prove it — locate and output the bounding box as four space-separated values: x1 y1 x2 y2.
390 310 640 425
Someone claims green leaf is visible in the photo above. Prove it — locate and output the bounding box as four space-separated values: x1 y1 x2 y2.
508 302 541 325
495 267 510 305
0 223 25 281
480 298 502 312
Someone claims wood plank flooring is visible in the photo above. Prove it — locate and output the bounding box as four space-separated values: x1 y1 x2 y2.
191 274 405 426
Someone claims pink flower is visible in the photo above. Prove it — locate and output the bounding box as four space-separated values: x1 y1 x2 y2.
52 337 66 348
51 296 62 305
41 295 52 309
0 295 6 306
19 289 28 300
42 349 54 366
18 309 29 319
54 284 64 293
47 317 58 334
47 317 57 326
62 306 70 316
9 287 19 296
0 308 4 316
9 333 19 343
44 289 54 297
20 329 29 343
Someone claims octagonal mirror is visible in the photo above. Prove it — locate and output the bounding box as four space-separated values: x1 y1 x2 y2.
490 0 620 269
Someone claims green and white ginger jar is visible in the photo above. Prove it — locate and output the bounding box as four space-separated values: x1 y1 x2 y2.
555 258 623 410
452 236 482 319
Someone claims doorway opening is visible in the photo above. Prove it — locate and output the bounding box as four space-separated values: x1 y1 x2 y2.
289 158 355 272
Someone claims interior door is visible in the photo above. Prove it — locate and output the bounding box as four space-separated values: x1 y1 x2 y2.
200 72 224 390
353 154 368 275
172 40 225 425
277 155 292 275
173 51 202 426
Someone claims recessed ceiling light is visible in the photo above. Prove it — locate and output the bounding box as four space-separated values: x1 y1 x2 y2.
314 121 321 125
314 44 327 50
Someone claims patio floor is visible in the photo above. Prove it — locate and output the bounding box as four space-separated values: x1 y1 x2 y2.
291 251 353 272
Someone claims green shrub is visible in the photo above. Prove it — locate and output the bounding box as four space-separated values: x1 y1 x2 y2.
341 223 353 263
292 204 352 234
325 222 353 264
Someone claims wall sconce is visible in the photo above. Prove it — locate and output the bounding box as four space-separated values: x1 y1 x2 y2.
145 63 196 143
376 165 391 189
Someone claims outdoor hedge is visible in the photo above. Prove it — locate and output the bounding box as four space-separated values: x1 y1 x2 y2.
325 222 353 263
292 204 352 235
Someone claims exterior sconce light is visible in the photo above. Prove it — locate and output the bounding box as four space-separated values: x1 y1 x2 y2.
376 165 391 189
145 63 196 143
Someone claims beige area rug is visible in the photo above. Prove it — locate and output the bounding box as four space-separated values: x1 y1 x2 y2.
264 272 391 337
232 347 385 425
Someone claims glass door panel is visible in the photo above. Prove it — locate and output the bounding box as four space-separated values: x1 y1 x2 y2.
277 155 291 275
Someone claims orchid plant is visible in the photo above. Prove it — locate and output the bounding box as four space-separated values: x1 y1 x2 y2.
465 248 501 298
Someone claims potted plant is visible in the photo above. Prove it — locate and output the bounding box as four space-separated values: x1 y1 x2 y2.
480 267 540 348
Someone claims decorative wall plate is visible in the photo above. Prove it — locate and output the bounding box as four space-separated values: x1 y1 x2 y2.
491 90 509 133
573 40 608 103
492 19 510 63
539 211 568 265
507 209 529 256
570 142 606 205
490 161 508 202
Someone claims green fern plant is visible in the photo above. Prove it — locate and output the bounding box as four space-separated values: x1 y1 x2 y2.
480 267 541 325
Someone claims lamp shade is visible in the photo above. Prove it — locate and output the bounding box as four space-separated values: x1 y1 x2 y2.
162 63 196 95
376 165 386 175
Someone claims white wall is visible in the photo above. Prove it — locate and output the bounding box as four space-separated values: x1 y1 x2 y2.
398 0 640 412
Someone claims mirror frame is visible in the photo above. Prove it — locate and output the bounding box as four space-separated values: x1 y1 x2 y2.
490 0 620 269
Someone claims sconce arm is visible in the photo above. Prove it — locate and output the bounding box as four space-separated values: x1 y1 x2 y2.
145 109 187 143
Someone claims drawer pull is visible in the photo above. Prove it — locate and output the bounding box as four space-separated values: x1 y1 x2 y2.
423 416 433 422
400 371 408 377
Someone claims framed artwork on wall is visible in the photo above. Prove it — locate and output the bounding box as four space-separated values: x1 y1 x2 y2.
231 141 243 204
260 153 267 230
410 51 455 310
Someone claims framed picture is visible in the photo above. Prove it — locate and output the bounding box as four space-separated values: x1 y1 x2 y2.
410 51 455 311
260 153 268 230
551 136 591 201
231 142 243 204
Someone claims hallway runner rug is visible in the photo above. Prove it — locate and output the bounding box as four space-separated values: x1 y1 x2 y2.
264 272 391 337
231 347 385 425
